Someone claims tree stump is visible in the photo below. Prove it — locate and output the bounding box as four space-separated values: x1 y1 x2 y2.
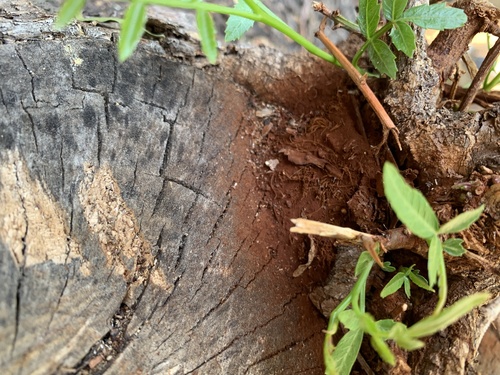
2 1 500 375
0 4 348 374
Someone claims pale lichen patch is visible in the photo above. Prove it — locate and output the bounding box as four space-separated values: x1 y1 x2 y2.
78 163 167 294
0 150 82 268
150 268 172 291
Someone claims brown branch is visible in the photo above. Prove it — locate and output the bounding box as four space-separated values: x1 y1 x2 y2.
315 17 402 151
428 0 500 82
459 37 500 111
312 1 361 35
443 84 500 107
290 219 500 276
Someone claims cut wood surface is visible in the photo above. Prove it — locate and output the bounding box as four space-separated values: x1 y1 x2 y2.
0 4 346 374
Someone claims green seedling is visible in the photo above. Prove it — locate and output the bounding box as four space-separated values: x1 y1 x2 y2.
322 163 489 375
381 265 433 299
56 0 466 76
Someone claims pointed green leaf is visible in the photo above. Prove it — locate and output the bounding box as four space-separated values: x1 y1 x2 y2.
196 9 218 64
442 238 466 256
338 310 361 331
402 3 467 30
383 0 408 21
118 1 148 62
401 265 414 275
225 0 255 42
367 39 397 79
403 278 411 298
427 235 442 288
407 292 490 337
383 162 439 238
225 0 286 42
331 329 363 375
56 0 86 28
390 21 415 57
408 271 434 292
438 205 484 234
358 0 380 38
376 319 397 333
382 261 396 272
381 272 406 298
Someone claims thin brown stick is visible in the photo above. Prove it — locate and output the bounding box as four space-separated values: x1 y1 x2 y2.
315 17 402 151
459 37 500 111
312 1 361 35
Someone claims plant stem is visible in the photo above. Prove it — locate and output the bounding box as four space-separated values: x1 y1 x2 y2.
352 22 393 68
315 17 401 151
312 1 361 34
459 37 500 110
240 0 264 16
143 0 341 67
433 255 447 315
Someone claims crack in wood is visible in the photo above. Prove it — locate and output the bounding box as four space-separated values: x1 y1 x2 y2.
243 332 319 375
14 47 36 105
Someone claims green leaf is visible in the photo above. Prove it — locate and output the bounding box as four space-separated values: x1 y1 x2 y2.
376 319 397 333
427 235 441 288
408 271 434 292
332 329 364 375
383 0 408 21
442 238 466 256
338 310 361 331
196 9 218 64
404 278 411 298
381 272 406 298
56 0 86 28
358 0 380 38
438 205 484 234
225 0 255 42
382 261 396 272
367 39 397 79
118 1 148 62
370 336 395 365
402 3 467 30
383 162 439 239
390 21 415 57
407 292 490 337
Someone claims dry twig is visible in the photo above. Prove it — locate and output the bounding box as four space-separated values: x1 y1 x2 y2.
314 17 402 152
459 38 500 111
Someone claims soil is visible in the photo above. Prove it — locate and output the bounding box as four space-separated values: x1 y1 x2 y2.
225 35 500 372
248 97 378 264
237 67 393 298
233 72 406 372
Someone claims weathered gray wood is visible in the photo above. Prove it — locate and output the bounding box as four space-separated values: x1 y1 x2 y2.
0 7 327 374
